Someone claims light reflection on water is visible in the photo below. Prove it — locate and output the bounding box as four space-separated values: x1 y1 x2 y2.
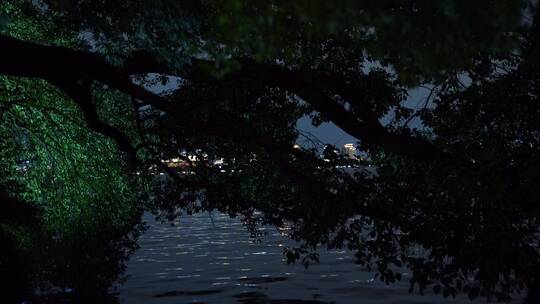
119 212 519 304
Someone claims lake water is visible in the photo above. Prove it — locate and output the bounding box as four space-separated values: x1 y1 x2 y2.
119 212 522 304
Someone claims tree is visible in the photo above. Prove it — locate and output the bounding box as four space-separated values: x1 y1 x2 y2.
0 2 145 301
1 0 540 301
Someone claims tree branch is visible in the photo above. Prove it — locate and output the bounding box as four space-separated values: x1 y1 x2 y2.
49 78 139 170
0 34 445 161
180 58 445 161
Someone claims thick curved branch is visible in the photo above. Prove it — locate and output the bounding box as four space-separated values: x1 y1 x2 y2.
181 59 444 161
0 34 173 113
0 34 443 161
49 78 139 170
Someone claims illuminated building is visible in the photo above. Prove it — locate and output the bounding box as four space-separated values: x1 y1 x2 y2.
342 143 357 159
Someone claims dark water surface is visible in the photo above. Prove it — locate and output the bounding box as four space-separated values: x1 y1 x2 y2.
119 213 521 304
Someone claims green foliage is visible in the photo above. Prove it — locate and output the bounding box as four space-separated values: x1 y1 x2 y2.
0 77 141 234
0 78 145 298
0 1 145 299
197 0 524 83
